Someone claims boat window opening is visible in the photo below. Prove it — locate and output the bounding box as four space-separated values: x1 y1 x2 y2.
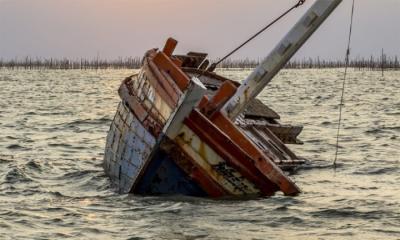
142 80 150 98
147 94 169 124
136 71 145 90
152 108 166 124
147 87 155 103
136 76 146 98
132 75 140 91
159 102 172 121
143 99 153 111
138 78 151 102
139 90 145 102
154 96 163 111
128 72 172 124
138 88 169 124
143 84 154 103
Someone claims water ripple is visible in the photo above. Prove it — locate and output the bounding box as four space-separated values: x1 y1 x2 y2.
0 69 398 239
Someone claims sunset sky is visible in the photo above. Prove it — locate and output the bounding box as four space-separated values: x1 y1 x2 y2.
1 0 399 60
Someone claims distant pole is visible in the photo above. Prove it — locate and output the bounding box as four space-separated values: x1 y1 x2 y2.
96 51 100 71
381 48 385 77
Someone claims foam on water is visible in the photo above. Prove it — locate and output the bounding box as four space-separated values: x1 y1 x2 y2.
0 69 399 239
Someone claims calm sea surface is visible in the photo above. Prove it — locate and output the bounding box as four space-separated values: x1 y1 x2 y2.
0 69 399 239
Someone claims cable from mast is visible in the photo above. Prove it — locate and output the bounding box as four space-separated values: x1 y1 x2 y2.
204 0 307 72
334 0 356 167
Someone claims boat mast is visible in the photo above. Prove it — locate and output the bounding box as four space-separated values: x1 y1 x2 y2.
222 0 343 120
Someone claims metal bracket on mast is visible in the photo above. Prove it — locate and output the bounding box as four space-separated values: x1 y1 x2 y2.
222 0 343 120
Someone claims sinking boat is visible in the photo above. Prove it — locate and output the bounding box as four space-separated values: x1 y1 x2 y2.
104 0 343 197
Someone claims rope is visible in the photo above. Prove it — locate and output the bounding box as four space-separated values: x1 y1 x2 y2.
205 0 306 72
334 0 356 167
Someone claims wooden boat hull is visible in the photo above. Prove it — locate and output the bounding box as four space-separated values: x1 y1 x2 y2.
104 39 305 198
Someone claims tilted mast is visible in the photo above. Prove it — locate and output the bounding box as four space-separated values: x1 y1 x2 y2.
222 0 343 120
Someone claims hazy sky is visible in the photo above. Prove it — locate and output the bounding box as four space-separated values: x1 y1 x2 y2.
1 0 399 60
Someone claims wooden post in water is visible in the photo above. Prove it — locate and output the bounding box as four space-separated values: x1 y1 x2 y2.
381 48 385 77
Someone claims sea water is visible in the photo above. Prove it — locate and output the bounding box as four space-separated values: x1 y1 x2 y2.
0 69 398 239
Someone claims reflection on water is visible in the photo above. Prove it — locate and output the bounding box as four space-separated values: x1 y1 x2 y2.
0 69 399 239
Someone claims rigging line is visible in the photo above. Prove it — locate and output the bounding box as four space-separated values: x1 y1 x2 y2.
200 0 306 74
334 0 356 167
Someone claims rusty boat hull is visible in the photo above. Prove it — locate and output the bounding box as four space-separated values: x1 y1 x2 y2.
104 39 306 198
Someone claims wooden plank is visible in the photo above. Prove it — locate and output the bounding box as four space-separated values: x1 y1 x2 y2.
118 81 148 122
145 59 180 107
119 79 164 137
175 137 243 196
252 126 298 159
202 81 237 117
210 111 301 196
171 57 183 67
163 77 207 139
184 110 279 196
176 125 260 195
162 38 178 57
104 102 156 194
153 52 190 91
244 99 281 120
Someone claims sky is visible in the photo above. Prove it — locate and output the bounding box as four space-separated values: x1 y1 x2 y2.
0 0 399 61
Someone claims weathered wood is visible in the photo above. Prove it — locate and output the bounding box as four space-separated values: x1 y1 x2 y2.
105 36 311 197
163 77 207 139
244 99 280 120
185 110 284 196
209 111 301 196
153 52 190 91
145 59 180 108
202 81 237 117
162 38 178 57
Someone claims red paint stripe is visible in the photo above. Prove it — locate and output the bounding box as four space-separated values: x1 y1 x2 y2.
153 52 190 91
162 38 178 57
184 110 279 196
190 167 228 198
203 81 237 117
146 59 181 107
210 112 301 196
